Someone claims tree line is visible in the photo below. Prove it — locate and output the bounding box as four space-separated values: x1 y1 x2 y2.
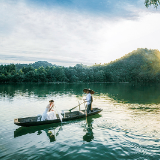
0 63 106 83
1 48 160 83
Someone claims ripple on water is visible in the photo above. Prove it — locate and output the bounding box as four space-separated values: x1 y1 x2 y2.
1 83 160 160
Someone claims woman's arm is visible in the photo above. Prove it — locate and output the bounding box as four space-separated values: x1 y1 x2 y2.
49 104 54 112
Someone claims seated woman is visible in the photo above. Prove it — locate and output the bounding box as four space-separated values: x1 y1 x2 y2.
41 100 57 121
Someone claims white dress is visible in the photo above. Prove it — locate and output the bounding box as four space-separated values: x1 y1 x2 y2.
41 104 57 121
47 110 57 120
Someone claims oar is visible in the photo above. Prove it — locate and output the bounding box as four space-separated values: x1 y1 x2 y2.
84 101 87 117
69 101 85 112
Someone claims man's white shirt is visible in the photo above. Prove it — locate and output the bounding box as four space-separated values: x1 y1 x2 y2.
86 93 91 105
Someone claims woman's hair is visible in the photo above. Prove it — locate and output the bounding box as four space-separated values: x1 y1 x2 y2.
49 100 54 102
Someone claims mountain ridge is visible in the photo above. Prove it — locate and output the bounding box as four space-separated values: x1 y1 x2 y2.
1 48 160 83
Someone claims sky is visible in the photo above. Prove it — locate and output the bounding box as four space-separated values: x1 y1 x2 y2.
0 0 160 66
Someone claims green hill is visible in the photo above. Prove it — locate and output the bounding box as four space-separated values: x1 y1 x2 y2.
104 48 160 82
15 61 54 70
31 61 54 69
1 48 160 83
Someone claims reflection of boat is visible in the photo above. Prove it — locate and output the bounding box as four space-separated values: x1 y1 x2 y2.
14 123 61 138
14 108 102 127
14 123 62 142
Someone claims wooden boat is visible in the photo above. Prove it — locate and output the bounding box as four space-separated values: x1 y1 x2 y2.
14 114 102 138
14 108 102 127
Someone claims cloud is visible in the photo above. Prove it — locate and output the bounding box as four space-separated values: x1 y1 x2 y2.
26 0 145 16
0 0 160 66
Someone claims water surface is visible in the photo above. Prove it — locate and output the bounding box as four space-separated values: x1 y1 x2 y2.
0 83 160 159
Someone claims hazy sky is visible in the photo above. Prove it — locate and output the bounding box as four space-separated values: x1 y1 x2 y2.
0 0 160 66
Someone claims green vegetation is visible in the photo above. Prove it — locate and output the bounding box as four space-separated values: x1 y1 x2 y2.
1 48 160 83
145 0 160 8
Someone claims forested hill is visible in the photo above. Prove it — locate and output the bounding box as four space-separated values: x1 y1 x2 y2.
1 48 160 83
15 61 54 70
103 48 160 82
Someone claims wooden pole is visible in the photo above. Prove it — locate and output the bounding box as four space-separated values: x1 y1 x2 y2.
84 102 87 117
69 101 85 112
78 101 80 111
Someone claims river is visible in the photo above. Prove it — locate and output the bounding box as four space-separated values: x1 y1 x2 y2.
0 83 160 160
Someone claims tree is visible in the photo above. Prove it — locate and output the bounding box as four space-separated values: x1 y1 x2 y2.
37 67 47 82
22 65 34 74
53 67 66 82
145 0 160 7
24 71 37 82
46 67 56 82
0 74 6 82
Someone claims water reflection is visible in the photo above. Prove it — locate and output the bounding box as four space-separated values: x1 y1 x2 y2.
105 83 160 104
14 123 62 140
82 114 101 143
2 83 160 159
83 117 94 142
44 126 62 142
0 83 87 99
1 83 160 104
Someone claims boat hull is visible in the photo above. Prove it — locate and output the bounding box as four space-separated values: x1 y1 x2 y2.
14 108 102 127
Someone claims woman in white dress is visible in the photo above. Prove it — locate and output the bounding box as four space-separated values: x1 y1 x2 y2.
41 100 57 121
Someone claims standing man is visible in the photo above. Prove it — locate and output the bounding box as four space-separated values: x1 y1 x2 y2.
84 89 92 114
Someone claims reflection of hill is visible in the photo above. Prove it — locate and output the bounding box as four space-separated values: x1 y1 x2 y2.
0 83 87 98
0 83 114 98
102 83 160 104
1 83 160 104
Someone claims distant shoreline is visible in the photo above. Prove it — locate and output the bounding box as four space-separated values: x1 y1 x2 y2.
1 49 160 84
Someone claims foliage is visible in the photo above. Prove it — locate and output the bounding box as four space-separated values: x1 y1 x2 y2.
1 48 160 83
15 61 54 70
145 0 160 8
